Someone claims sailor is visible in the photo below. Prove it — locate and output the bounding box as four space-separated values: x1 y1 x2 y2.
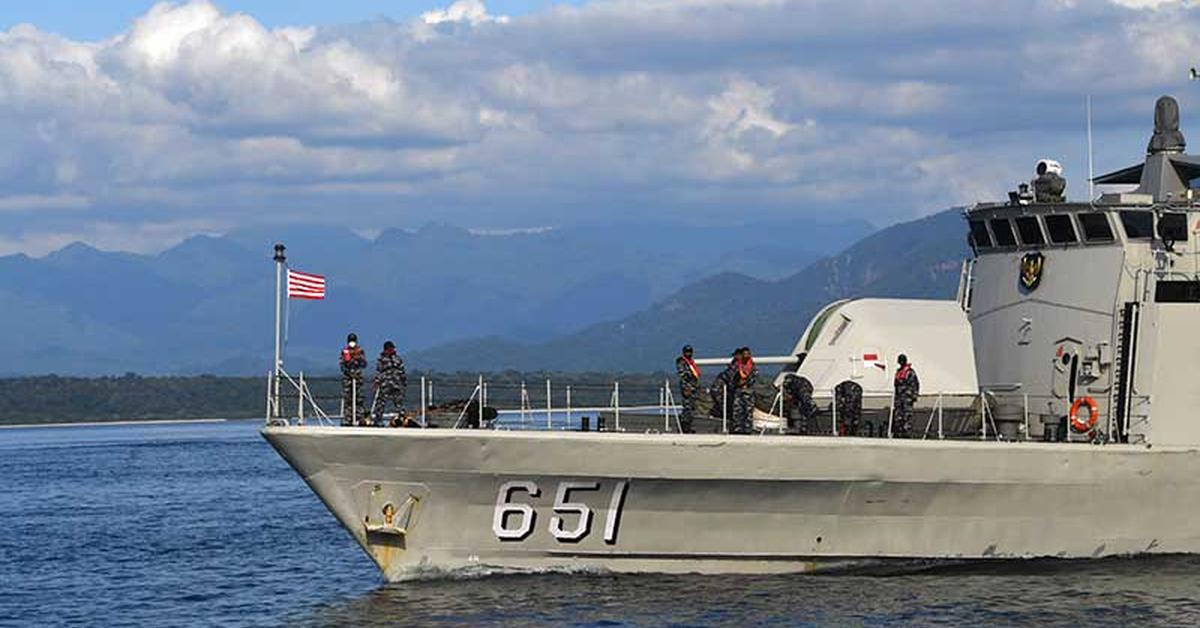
893 354 920 438
373 341 410 427
339 333 368 426
674 345 701 434
783 374 816 435
709 351 738 426
834 380 862 436
731 347 757 435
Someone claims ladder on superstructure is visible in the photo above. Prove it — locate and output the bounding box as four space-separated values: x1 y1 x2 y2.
1110 301 1140 443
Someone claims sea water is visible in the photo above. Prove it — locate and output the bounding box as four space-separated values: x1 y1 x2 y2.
2 420 1199 626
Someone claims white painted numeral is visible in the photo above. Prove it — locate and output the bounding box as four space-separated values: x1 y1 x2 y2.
550 481 599 542
492 481 539 541
603 480 628 544
491 479 629 543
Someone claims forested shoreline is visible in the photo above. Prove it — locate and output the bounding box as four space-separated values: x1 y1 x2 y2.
0 372 677 425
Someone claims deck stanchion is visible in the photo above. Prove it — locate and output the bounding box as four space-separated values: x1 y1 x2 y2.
615 381 621 431
421 375 427 427
264 370 273 422
546 379 552 429
832 391 838 436
520 381 529 428
1023 393 1030 441
479 375 485 427
938 393 944 440
298 372 305 425
773 391 784 434
887 388 895 438
777 387 786 434
980 392 988 441
722 385 728 434
662 386 672 434
566 385 572 431
665 383 681 433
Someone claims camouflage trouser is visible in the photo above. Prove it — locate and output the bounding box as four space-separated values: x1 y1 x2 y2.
784 377 816 435
892 401 914 438
709 386 729 421
731 390 755 434
834 381 862 436
376 386 409 426
342 375 366 426
679 387 697 433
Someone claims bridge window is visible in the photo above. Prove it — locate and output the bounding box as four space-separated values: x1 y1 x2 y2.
1120 211 1154 239
1044 215 1078 244
969 220 992 248
1077 213 1115 242
989 219 1017 247
1158 213 1189 243
1015 216 1045 246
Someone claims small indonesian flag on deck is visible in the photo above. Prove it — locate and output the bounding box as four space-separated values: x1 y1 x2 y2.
287 269 326 300
862 351 886 370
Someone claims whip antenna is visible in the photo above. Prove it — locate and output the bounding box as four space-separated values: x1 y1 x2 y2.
1087 94 1094 202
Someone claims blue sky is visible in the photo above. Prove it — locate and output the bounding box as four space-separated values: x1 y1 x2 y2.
3 1 581 40
0 0 1196 255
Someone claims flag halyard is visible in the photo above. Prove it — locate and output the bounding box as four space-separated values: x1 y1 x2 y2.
287 269 326 300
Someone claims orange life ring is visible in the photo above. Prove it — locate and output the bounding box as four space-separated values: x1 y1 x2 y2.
1069 396 1099 432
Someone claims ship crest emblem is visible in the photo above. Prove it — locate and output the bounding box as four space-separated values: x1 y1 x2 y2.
1019 252 1044 291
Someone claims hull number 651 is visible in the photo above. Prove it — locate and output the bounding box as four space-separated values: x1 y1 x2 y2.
492 480 628 544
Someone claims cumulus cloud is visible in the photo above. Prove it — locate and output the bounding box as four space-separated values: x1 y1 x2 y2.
1 0 1200 253
421 0 509 26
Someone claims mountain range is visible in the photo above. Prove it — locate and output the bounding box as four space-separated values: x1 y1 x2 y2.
412 209 970 371
0 217 874 375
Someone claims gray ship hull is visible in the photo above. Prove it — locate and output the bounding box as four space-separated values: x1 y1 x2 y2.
262 425 1200 581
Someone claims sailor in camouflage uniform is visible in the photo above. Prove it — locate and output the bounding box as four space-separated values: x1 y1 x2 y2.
675 345 701 434
340 333 369 426
374 340 410 427
834 380 862 436
731 347 757 435
783 374 817 435
892 354 920 438
709 352 738 425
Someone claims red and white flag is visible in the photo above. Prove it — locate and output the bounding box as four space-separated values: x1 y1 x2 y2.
287 269 326 300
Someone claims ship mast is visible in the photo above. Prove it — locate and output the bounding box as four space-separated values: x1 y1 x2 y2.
272 242 286 419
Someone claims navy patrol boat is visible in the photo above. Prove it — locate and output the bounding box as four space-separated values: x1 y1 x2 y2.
263 96 1200 580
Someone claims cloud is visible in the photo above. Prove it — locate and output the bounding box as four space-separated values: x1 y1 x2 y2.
421 0 509 26
0 194 91 212
2 0 1200 253
0 218 217 256
1107 0 1192 8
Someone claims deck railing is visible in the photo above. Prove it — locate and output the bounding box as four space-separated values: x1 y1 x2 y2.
264 370 1127 443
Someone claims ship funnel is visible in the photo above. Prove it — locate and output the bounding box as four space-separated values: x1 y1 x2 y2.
1093 94 1200 201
